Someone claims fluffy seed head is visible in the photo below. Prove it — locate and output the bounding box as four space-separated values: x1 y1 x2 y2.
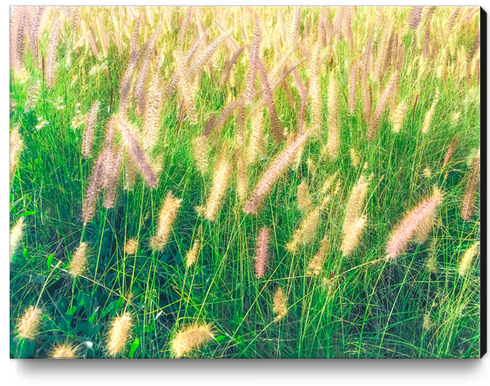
461 151 480 221
458 242 479 276
82 101 99 158
442 134 459 169
51 342 78 359
326 72 340 158
244 130 312 214
307 237 329 276
150 191 182 252
391 101 409 133
255 227 269 278
125 238 138 255
171 322 215 358
16 306 42 340
273 287 287 322
297 180 312 212
193 135 209 175
341 215 367 256
69 242 88 278
343 175 369 235
386 187 443 259
204 147 232 221
107 313 133 356
10 217 25 261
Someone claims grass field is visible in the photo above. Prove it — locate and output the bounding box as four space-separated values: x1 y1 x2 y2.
9 6 481 359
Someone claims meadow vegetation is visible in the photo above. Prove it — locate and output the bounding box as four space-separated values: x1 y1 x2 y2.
9 6 481 358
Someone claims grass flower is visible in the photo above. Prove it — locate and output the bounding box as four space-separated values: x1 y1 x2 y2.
125 238 138 255
171 322 215 358
244 130 312 214
307 237 329 276
461 151 480 220
16 306 42 340
10 217 25 261
69 242 88 278
203 146 232 221
458 242 479 276
107 313 133 356
150 191 182 252
51 342 78 359
255 227 269 278
386 186 443 259
273 287 287 322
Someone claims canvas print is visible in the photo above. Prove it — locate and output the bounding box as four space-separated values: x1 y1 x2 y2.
10 6 482 359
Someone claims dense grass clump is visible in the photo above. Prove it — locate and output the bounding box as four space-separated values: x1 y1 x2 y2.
10 6 480 359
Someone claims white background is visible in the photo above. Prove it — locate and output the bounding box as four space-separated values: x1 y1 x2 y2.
3 1 488 385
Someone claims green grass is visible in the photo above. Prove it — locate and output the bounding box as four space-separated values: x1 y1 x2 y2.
10 6 480 359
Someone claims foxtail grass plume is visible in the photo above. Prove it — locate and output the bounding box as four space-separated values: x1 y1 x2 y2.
82 151 105 224
10 217 25 261
386 186 443 259
107 313 132 356
442 134 459 169
408 6 423 30
444 7 461 40
342 175 369 234
321 172 339 195
245 13 261 105
246 103 266 166
421 94 439 134
326 72 340 158
350 148 360 168
51 342 78 359
307 237 329 276
119 119 158 188
286 205 322 253
413 190 439 244
171 322 215 358
82 101 99 158
143 53 166 150
16 306 42 340
257 58 283 142
25 80 41 112
426 238 438 273
366 73 397 142
341 215 367 256
46 19 61 88
103 146 123 209
255 227 269 278
458 242 479 276
185 237 200 269
297 180 312 212
203 146 232 221
461 151 480 221
150 191 182 252
185 226 201 268
193 135 209 175
244 130 312 214
125 238 138 255
391 100 409 133
10 124 23 178
69 242 88 278
273 287 287 322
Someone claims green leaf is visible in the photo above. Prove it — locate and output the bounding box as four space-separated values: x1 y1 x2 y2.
128 337 139 359
66 306 76 316
215 335 226 342
89 307 99 324
46 254 53 270
20 210 35 217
